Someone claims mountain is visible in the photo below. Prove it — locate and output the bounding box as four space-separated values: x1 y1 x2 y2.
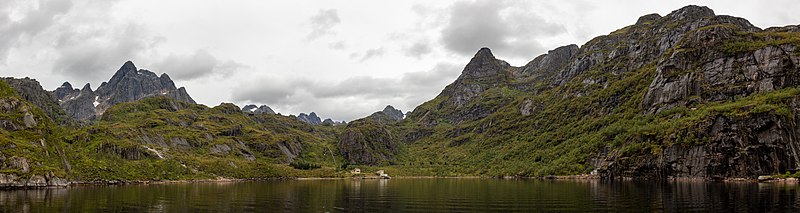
54 61 195 121
297 112 322 125
394 5 800 178
379 105 404 121
242 104 276 114
2 5 800 184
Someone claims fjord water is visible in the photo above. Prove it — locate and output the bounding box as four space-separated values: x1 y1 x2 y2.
2 179 799 212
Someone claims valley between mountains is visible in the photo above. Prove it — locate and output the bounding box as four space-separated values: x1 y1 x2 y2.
2 5 800 186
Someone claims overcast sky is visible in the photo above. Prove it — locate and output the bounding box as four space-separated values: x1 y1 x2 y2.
2 0 799 121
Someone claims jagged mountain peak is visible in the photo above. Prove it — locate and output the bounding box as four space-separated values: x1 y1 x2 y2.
450 47 513 84
80 83 92 92
666 5 714 20
381 105 404 121
241 104 275 114
474 47 495 59
59 82 73 89
53 61 195 121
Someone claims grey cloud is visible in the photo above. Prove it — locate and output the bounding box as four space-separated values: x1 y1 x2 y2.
52 24 155 82
440 0 566 59
152 50 245 81
0 0 73 62
404 41 432 58
232 62 461 120
307 9 341 40
328 40 347 50
359 47 385 61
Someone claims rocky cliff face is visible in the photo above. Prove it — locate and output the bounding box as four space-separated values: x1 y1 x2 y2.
55 61 195 121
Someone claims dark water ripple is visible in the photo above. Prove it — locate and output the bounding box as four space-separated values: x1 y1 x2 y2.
2 179 800 212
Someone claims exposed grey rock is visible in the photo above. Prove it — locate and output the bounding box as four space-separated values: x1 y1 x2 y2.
57 83 96 121
210 144 232 155
22 112 36 128
274 141 302 163
380 105 404 121
636 13 662 25
242 104 257 112
9 157 30 174
242 104 275 114
520 99 534 116
297 112 323 125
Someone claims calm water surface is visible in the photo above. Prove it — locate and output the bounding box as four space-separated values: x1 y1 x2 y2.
2 178 800 212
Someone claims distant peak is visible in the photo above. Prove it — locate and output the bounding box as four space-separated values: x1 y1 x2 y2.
667 5 714 20
383 105 397 111
474 47 495 59
636 13 662 24
80 83 92 92
121 61 137 71
59 82 73 89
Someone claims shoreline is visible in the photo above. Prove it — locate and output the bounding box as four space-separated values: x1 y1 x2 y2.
4 174 798 189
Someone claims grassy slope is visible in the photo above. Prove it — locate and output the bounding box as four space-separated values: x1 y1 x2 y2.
0 81 69 179
60 97 348 181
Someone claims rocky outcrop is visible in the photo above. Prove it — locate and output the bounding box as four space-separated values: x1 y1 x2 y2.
56 61 196 121
379 105 404 121
242 104 275 114
0 173 69 188
1 78 69 123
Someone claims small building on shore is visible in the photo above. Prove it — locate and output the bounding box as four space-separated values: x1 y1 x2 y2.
351 168 361 174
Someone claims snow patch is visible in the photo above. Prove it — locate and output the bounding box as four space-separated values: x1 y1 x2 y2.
143 146 164 159
92 96 99 107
